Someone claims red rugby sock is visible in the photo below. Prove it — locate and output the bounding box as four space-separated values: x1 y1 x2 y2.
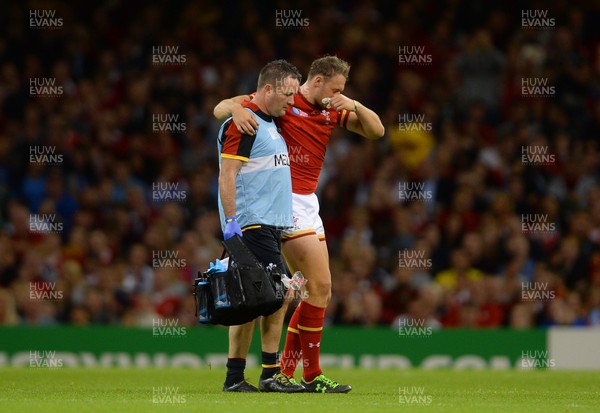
298 301 325 382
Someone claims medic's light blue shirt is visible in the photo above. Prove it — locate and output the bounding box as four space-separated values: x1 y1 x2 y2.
217 101 293 231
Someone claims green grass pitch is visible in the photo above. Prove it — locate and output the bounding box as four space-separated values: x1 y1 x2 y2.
2 368 599 413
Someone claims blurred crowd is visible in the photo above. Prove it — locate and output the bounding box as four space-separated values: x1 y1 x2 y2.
1 0 600 329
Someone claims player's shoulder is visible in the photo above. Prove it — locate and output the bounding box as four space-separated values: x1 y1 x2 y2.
222 117 239 135
218 117 242 147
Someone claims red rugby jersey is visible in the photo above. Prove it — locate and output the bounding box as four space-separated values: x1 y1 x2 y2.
276 92 350 194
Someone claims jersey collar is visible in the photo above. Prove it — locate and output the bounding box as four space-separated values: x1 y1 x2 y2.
242 101 273 122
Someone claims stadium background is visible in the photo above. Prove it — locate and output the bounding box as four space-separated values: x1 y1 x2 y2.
1 0 600 340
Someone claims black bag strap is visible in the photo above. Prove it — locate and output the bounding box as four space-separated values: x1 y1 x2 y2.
222 235 263 268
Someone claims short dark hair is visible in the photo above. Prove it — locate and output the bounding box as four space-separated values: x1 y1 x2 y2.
257 59 302 89
307 55 350 80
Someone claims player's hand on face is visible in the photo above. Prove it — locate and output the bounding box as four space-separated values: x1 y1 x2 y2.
329 93 354 112
232 105 259 135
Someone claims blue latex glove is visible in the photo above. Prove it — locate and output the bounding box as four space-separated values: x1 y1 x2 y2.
223 216 242 240
206 259 227 274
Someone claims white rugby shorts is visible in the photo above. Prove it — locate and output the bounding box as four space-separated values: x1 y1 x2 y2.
281 193 326 241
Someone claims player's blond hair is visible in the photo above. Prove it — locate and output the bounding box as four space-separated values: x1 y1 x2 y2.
307 55 350 80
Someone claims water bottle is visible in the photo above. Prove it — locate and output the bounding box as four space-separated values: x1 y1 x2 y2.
290 271 306 290
194 278 212 324
211 272 231 308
